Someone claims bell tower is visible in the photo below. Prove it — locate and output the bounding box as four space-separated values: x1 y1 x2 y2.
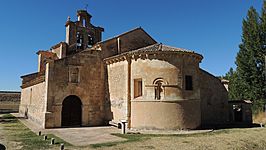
65 10 104 55
77 10 91 27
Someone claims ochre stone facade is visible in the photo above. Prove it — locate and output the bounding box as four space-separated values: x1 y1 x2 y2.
20 10 230 129
200 70 229 126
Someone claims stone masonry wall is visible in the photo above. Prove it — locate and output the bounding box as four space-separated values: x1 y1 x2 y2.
44 50 105 128
106 61 128 123
19 82 46 126
105 50 203 129
99 28 157 58
0 91 21 113
200 69 229 126
131 59 182 101
130 53 201 129
131 100 201 129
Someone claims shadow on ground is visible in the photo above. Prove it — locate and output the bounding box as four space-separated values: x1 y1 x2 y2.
201 123 262 130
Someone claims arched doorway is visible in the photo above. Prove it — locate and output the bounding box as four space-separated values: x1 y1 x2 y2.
61 95 82 127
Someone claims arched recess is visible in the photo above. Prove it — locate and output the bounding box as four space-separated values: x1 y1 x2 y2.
153 78 168 100
61 95 82 127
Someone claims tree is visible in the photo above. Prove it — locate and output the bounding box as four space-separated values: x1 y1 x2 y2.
260 1 266 104
226 3 266 113
236 7 261 104
252 1 266 112
224 68 244 100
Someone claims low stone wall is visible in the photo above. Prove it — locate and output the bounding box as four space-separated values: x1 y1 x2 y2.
0 91 21 113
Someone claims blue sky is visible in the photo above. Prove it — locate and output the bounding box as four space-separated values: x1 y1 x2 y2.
0 0 263 91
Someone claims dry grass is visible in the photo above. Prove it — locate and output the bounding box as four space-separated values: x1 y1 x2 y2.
98 128 266 150
2 113 266 150
253 111 266 125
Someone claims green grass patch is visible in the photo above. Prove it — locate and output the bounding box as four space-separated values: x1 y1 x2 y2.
1 113 16 119
0 114 72 150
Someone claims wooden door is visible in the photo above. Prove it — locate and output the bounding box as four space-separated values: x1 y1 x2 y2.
61 95 82 127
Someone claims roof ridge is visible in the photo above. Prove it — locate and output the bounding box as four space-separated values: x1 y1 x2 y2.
129 43 197 53
131 43 161 51
104 43 203 63
96 27 157 45
96 27 142 44
161 45 195 53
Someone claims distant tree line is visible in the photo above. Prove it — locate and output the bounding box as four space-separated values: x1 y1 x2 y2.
223 1 266 114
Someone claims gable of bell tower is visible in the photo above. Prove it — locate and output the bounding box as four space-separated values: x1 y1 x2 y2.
65 10 104 55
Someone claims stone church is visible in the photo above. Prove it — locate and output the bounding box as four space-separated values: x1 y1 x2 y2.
19 10 229 129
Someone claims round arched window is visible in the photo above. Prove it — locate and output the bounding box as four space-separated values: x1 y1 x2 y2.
153 78 167 100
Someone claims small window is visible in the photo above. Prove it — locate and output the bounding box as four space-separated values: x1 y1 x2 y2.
155 80 163 100
134 79 142 98
185 75 193 90
69 67 79 83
